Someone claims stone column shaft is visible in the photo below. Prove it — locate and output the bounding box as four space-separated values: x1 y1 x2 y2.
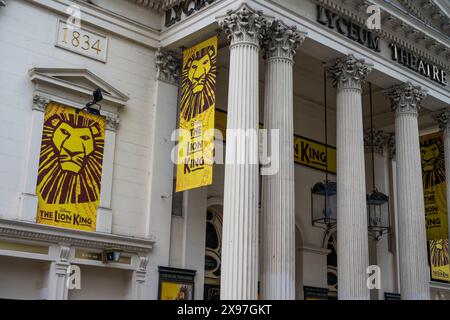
328 55 372 300
387 82 429 300
261 21 305 300
218 4 270 300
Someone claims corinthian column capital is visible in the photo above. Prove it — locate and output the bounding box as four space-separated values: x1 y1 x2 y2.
431 108 450 133
327 54 372 90
262 20 306 61
32 94 50 112
218 4 271 47
385 82 427 116
155 47 181 85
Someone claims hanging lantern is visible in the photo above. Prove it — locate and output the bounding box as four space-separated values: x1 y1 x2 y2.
311 181 337 228
311 68 336 230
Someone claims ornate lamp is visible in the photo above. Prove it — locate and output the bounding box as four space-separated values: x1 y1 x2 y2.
366 83 390 240
311 68 337 230
311 181 337 228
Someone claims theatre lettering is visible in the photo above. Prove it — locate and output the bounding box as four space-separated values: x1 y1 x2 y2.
390 43 448 86
317 5 380 53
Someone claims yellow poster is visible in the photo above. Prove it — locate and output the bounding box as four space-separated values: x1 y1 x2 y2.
160 282 194 300
35 102 105 231
420 132 448 240
176 36 217 192
429 239 450 282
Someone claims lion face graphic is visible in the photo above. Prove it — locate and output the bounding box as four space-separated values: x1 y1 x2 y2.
422 143 440 172
37 110 104 204
421 138 445 189
181 45 216 121
188 53 212 94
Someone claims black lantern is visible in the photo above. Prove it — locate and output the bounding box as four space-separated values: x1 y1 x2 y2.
311 181 337 228
311 68 337 230
367 189 390 240
366 83 391 240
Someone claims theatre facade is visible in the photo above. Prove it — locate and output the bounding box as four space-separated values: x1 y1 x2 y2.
0 0 449 300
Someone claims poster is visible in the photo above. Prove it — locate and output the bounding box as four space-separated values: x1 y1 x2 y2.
158 266 196 300
35 102 105 231
420 132 448 240
214 109 337 174
429 239 450 282
176 36 217 192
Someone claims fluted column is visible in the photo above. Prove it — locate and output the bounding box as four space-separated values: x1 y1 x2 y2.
386 82 429 300
218 4 270 300
431 108 450 243
327 55 372 300
260 21 305 300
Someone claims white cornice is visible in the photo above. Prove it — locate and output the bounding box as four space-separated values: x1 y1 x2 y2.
125 0 164 12
124 0 181 12
0 219 155 253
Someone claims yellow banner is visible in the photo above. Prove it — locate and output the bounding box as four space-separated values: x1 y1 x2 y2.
214 109 337 174
36 102 105 231
176 36 217 192
420 132 448 240
160 281 194 300
429 239 450 282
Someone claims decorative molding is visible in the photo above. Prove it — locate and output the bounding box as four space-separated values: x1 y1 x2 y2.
327 54 372 90
126 0 185 12
262 19 306 61
385 82 427 115
32 94 50 112
431 108 450 132
155 47 181 85
138 256 149 271
218 3 272 47
363 128 390 155
0 219 155 254
125 0 164 12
